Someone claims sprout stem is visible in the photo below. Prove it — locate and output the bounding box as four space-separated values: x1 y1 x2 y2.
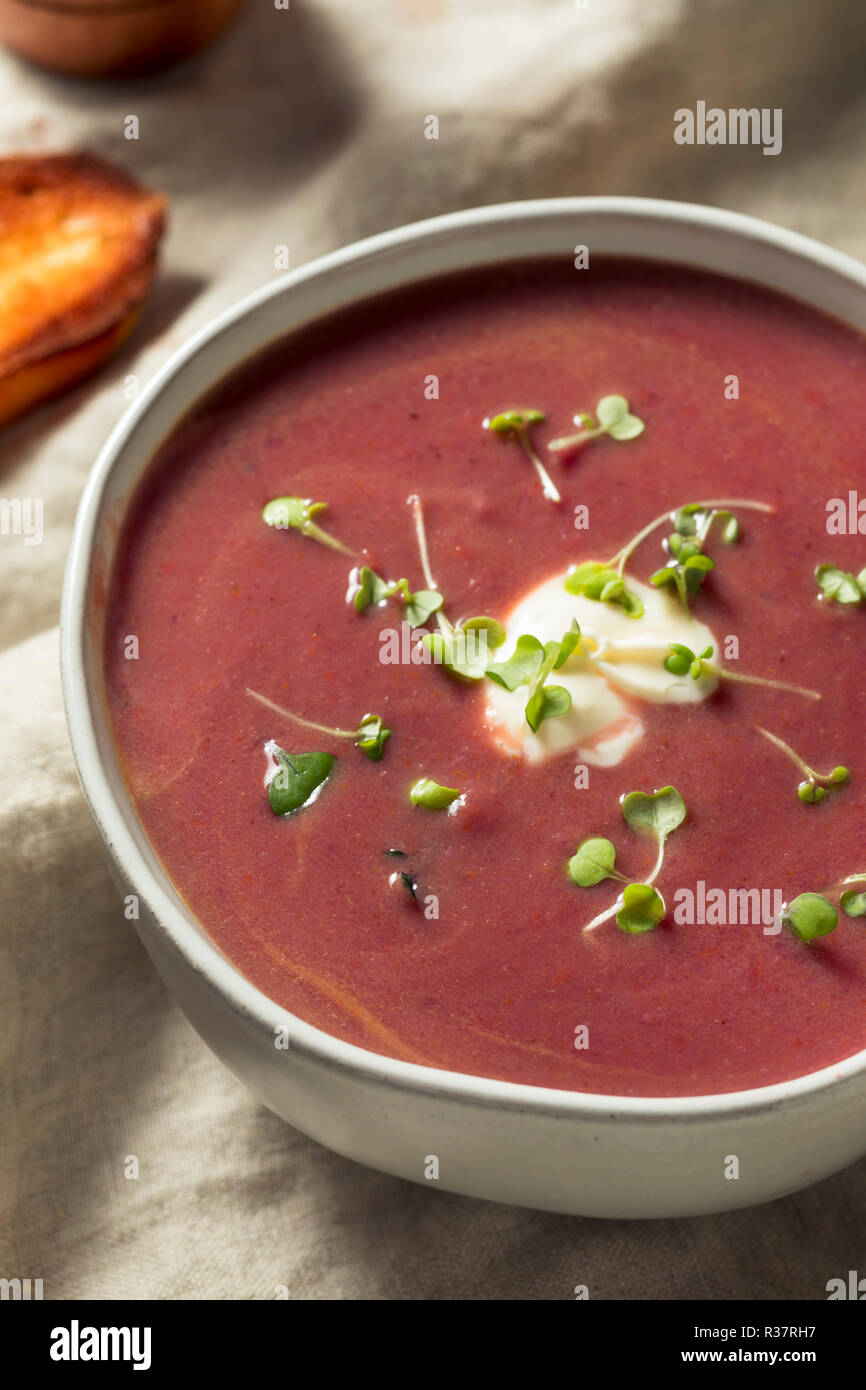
757 727 826 777
582 842 665 934
304 520 353 555
407 493 455 639
408 493 437 590
547 427 598 455
610 498 774 578
645 840 666 888
711 668 820 700
582 899 621 934
517 429 561 503
246 688 357 738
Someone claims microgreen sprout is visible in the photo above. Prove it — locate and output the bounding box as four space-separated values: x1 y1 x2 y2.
567 836 625 887
262 496 352 554
616 883 667 934
547 395 645 454
565 498 771 620
757 726 850 803
673 504 740 545
355 714 392 760
841 884 866 918
650 507 741 611
485 409 561 503
353 566 443 627
423 614 507 679
564 562 645 618
406 494 507 677
408 492 438 586
409 777 461 809
569 786 686 934
778 875 866 935
266 744 335 816
662 646 821 701
248 689 391 760
664 643 714 680
650 540 715 611
348 499 444 626
781 892 838 942
620 786 687 881
616 498 768 577
485 635 548 692
815 564 866 606
487 620 581 731
845 889 866 922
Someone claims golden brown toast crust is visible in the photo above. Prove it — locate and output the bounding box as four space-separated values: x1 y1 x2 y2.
0 152 166 381
0 306 143 431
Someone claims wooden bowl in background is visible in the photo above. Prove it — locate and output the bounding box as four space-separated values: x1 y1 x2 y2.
0 0 246 78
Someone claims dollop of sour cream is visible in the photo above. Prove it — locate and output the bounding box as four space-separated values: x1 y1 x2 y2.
484 571 718 765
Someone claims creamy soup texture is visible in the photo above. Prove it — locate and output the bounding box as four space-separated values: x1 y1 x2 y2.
105 258 866 1097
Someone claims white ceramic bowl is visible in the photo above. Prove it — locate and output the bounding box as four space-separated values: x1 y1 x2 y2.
61 198 866 1218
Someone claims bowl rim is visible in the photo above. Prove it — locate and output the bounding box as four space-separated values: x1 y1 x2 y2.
61 194 866 1123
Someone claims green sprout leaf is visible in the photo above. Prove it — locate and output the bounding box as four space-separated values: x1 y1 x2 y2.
409 777 461 809
549 620 581 669
595 395 646 440
841 890 866 918
782 892 838 942
576 499 764 622
248 690 391 763
663 643 694 678
664 643 714 680
486 408 561 503
461 615 506 648
616 883 666 933
488 408 545 433
353 566 392 612
548 395 645 453
573 789 685 936
263 496 351 554
564 562 645 618
650 548 715 612
523 622 580 731
525 682 571 732
487 622 579 731
815 564 865 605
353 566 443 626
486 634 546 691
356 713 391 761
798 782 828 804
422 614 506 680
796 768 849 803
404 589 443 627
621 786 687 843
673 504 739 545
268 747 335 816
648 510 741 613
568 836 621 887
757 727 850 804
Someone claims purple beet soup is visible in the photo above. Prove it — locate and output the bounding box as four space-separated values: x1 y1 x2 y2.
104 258 866 1096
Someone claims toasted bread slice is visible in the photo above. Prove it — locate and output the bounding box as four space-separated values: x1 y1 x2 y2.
0 153 166 425
0 307 142 432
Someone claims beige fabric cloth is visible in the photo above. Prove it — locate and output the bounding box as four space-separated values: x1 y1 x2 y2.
2 0 866 1300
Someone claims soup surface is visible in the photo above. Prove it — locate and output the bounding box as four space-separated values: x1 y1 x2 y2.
105 257 866 1096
